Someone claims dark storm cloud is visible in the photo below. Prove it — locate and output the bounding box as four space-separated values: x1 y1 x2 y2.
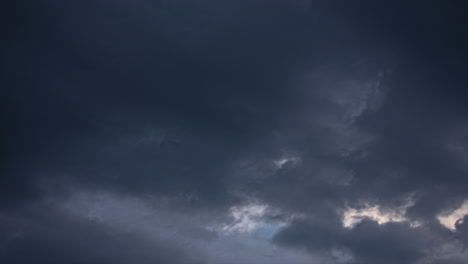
2 1 468 264
274 218 432 264
1 0 332 206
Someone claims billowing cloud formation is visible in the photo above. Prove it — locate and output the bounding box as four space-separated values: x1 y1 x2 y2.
2 1 468 263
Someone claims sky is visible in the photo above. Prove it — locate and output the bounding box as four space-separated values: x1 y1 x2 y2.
1 1 468 264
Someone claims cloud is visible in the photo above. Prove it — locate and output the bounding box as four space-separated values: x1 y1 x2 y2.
2 1 468 264
438 200 468 231
342 201 420 229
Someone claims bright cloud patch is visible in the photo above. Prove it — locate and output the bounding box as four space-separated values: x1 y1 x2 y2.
220 203 289 239
273 154 300 169
342 202 418 228
221 204 268 233
438 200 468 231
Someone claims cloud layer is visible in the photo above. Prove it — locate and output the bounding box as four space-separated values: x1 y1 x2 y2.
2 1 468 263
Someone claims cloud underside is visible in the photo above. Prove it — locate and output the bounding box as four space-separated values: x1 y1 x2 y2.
2 1 468 264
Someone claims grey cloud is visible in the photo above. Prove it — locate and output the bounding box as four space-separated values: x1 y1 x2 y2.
2 1 468 263
274 218 439 264
0 206 198 264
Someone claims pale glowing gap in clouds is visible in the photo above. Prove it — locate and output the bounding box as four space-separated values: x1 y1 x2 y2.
221 204 268 233
438 200 468 231
219 203 290 238
342 201 419 228
273 154 300 169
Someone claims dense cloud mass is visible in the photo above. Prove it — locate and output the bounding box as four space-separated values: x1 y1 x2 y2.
1 1 468 263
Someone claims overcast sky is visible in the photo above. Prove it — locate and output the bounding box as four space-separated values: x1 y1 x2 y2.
2 1 468 264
